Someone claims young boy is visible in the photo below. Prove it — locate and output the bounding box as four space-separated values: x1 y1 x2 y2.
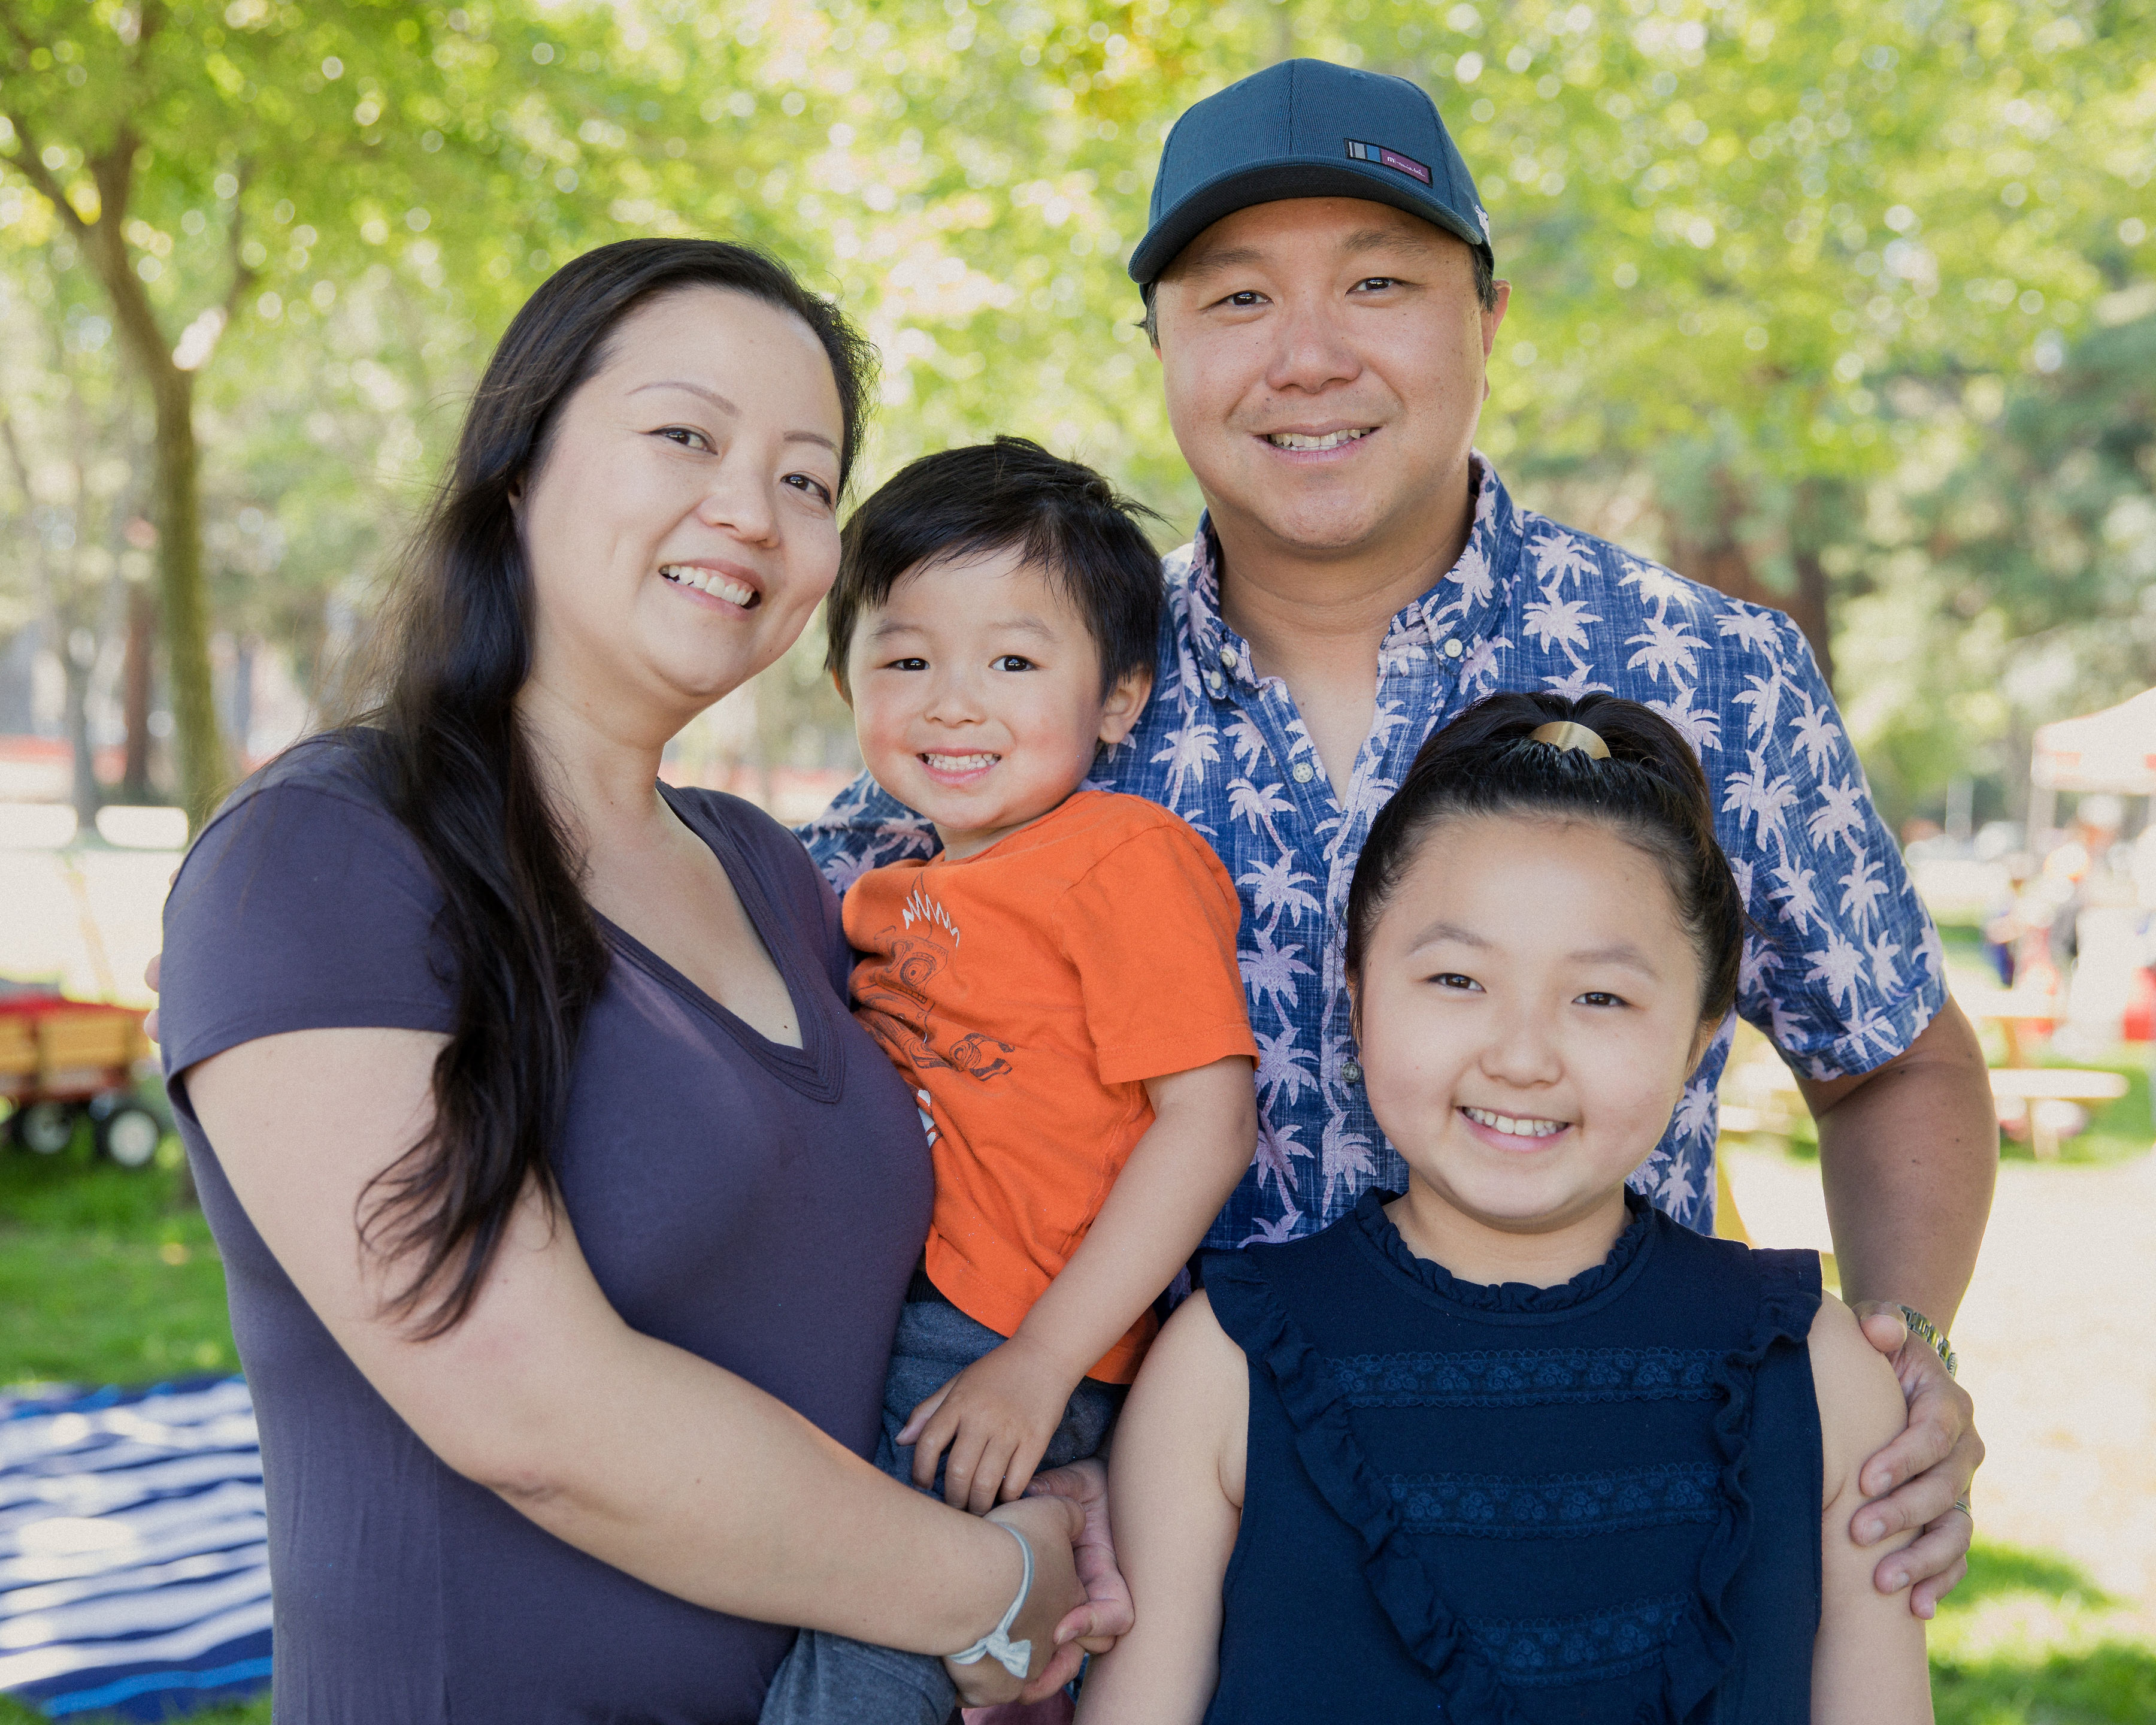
759 439 1258 1725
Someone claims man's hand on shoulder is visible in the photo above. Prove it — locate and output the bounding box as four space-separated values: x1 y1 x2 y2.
1848 1301 1981 1617
143 953 162 1044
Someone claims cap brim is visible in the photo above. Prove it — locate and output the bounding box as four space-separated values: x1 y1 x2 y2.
1130 158 1491 285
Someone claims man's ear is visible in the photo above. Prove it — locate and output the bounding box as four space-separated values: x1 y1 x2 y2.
1097 665 1155 746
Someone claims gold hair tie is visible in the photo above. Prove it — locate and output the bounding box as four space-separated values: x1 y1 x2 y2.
1529 721 1611 760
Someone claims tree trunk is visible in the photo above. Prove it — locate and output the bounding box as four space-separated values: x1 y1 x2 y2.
62 638 101 830
1785 476 1840 691
120 577 156 799
146 364 226 824
71 139 228 830
1663 468 1836 692
227 635 255 766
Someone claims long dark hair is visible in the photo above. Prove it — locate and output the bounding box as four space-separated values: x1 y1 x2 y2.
1345 692 1744 1025
345 240 874 1334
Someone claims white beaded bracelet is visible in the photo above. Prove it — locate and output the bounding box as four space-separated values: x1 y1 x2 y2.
947 1520 1034 1681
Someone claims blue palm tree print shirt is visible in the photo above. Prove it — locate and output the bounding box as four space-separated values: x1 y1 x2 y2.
799 459 1946 1251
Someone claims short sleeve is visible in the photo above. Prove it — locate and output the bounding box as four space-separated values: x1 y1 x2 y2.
1719 618 1946 1081
159 754 458 1083
1052 813 1257 1086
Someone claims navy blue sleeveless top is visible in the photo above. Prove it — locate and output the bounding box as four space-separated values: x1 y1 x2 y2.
1203 1189 1823 1724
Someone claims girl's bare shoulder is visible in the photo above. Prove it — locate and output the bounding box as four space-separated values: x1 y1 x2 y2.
1806 1294 1906 1496
1127 1291 1250 1503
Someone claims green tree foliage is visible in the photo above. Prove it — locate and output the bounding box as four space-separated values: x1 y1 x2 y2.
1 0 2149 825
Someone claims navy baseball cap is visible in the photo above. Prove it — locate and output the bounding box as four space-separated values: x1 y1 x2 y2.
1130 58 1491 286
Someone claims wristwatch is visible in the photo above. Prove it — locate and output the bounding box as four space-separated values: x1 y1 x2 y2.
1897 1304 1958 1379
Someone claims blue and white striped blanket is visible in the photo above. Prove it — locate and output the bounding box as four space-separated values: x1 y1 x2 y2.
0 1378 270 1720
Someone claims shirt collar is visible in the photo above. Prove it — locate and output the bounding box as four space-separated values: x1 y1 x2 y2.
1174 454 1525 699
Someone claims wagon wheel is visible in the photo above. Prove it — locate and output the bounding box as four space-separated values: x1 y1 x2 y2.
96 1104 163 1169
10 1101 78 1155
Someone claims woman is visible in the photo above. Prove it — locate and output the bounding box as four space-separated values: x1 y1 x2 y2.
156 240 1117 1721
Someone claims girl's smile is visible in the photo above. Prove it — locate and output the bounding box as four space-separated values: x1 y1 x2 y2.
1456 1104 1571 1148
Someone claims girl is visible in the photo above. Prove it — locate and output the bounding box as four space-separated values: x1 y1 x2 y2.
1076 692 1931 1724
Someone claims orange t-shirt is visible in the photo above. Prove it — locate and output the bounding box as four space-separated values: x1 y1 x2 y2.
844 789 1256 1383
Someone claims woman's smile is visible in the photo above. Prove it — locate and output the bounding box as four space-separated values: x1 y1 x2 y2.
659 562 762 609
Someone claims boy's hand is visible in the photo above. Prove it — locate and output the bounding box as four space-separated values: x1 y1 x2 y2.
899 1334 1081 1515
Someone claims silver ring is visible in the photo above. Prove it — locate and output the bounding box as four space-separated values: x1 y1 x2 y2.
1952 1497 1972 1519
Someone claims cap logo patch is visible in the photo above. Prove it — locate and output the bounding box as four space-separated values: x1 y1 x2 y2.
1345 138 1433 185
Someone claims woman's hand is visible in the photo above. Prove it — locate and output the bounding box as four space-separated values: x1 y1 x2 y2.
942 1491 1092 1706
900 1335 1082 1513
1025 1457 1133 1653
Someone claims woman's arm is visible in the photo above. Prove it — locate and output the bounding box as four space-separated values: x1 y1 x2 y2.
185 1025 1098 1694
1809 1293 1934 1723
1073 1291 1247 1725
899 1055 1257 1509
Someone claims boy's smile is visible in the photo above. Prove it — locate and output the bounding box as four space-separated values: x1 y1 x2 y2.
844 546 1152 860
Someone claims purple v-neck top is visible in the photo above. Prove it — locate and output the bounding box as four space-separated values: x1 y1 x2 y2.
159 734 932 1723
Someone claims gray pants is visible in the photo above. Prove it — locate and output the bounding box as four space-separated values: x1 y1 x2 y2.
759 1297 1125 1725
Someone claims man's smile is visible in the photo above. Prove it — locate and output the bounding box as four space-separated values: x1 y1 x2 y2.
1261 426 1377 451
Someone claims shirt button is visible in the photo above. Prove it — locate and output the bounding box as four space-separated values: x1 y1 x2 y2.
1292 761 1316 783
1443 638 1465 659
1342 1058 1363 1087
1205 670 1227 694
1220 647 1240 670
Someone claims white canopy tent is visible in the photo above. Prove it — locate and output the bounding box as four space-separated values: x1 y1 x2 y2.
2028 688 2156 837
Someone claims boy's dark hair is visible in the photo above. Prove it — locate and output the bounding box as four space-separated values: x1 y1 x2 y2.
1345 692 1744 1025
825 437 1166 699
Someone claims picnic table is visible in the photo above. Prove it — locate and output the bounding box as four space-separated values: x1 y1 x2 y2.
1987 1065 2131 1159
1719 1024 2127 1160
1952 985 2062 1067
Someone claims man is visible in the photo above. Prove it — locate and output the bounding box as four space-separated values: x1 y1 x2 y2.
805 58 1991 1611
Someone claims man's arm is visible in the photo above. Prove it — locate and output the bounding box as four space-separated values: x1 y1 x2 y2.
1800 997 1995 1325
1796 995 1996 1615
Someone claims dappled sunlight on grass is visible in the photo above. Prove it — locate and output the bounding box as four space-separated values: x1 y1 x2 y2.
0 1124 237 1390
1928 1542 2156 1723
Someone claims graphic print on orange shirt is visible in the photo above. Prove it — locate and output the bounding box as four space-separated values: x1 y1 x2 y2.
853 925 1017 1084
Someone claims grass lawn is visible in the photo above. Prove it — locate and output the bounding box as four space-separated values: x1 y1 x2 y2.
4 1121 2153 1723
0 1122 237 1390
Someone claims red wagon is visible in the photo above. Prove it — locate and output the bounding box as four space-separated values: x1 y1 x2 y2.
0 989 163 1166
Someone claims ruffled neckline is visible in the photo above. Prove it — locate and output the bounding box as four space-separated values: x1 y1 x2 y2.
1351 1185 1659 1314
1203 1212 1824 1723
